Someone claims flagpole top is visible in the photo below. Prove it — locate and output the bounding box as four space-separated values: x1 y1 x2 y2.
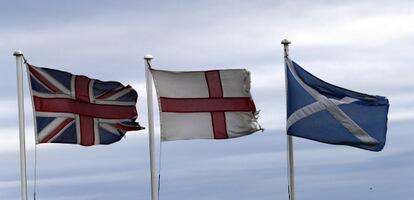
13 50 23 57
144 54 154 61
281 39 291 45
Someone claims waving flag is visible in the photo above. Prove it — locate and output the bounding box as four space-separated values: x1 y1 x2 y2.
151 68 261 141
27 64 143 146
285 58 389 151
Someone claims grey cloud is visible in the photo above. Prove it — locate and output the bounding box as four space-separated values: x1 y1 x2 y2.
1 1 414 199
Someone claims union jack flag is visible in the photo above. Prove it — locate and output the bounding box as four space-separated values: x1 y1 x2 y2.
27 63 143 146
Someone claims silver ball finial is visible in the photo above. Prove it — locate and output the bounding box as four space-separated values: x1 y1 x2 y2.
281 39 291 45
144 54 154 60
13 50 23 56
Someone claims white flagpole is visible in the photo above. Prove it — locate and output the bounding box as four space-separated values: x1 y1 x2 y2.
14 50 28 200
281 39 296 200
144 54 159 200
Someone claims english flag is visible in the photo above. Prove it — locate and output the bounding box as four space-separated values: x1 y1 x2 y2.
151 68 262 141
27 63 144 146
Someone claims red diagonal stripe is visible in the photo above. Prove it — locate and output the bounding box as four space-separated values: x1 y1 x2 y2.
40 118 74 143
28 64 61 93
33 96 138 119
160 97 256 113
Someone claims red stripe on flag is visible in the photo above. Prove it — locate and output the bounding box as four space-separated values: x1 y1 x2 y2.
160 97 256 112
28 65 61 93
205 71 223 97
211 112 228 139
205 71 227 139
80 116 95 146
33 97 138 119
75 76 91 102
40 118 74 143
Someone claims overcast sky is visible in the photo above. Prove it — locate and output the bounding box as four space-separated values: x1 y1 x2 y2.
0 1 413 200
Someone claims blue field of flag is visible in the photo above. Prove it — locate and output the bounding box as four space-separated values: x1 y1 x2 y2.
285 58 389 151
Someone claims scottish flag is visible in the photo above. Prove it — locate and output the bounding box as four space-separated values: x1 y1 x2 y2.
285 58 389 151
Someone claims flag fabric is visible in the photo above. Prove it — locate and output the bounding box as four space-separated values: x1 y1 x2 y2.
27 63 143 146
285 58 389 151
151 68 262 141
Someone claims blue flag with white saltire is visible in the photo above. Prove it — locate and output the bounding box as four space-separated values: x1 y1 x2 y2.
285 58 389 151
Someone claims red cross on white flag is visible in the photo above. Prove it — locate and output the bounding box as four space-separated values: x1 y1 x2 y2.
151 68 261 141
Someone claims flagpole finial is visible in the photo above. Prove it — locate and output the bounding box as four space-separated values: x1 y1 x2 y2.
281 39 291 45
13 50 23 56
281 39 291 57
144 54 154 61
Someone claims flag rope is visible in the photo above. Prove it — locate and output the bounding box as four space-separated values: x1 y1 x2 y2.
158 139 162 199
33 144 37 200
148 57 163 199
22 57 38 200
24 57 38 200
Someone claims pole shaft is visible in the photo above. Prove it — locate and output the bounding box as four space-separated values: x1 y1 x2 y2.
287 135 295 200
15 52 28 200
145 57 158 200
282 39 295 200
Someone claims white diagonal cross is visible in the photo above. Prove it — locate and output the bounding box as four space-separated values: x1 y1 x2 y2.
286 59 379 145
